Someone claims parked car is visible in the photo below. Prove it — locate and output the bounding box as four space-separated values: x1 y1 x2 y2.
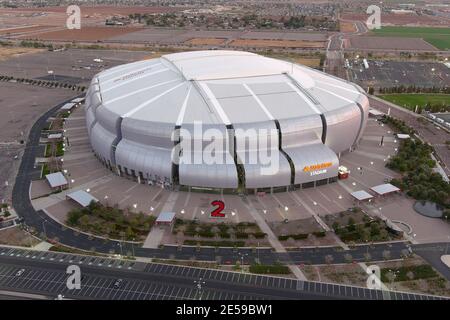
16 269 25 276
113 279 123 289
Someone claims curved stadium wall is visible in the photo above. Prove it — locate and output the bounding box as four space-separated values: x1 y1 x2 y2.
85 50 369 193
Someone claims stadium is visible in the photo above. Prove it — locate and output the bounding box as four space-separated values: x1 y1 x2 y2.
85 50 369 194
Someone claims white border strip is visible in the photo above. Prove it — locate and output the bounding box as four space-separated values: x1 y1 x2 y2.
123 82 185 118
105 79 180 105
285 82 322 114
242 83 274 120
101 61 162 84
314 86 354 104
315 79 360 95
199 82 231 125
102 67 169 93
176 84 192 126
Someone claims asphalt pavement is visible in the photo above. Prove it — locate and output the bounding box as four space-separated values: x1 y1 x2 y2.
0 246 446 300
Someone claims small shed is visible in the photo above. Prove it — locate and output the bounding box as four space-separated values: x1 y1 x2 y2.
66 190 99 207
371 183 400 196
369 109 385 119
396 133 410 140
155 212 176 226
71 97 84 104
60 103 75 112
45 172 68 190
48 133 63 141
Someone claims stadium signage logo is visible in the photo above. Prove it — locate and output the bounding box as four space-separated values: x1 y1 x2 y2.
303 162 332 172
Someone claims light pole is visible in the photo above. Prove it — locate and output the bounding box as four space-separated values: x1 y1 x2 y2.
194 278 206 300
446 235 449 255
42 220 47 239
238 252 248 273
117 241 123 256
257 242 260 263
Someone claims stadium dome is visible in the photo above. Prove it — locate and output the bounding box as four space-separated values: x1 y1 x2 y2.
85 50 369 193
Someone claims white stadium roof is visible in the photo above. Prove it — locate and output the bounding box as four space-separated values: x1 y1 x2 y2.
95 50 365 125
86 50 369 190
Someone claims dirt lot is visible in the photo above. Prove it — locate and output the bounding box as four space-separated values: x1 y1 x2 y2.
339 21 357 33
302 263 368 286
0 48 150 85
230 39 325 49
0 26 55 36
0 226 40 247
0 47 45 61
7 5 180 15
0 82 74 202
185 38 226 46
294 57 321 68
18 26 144 42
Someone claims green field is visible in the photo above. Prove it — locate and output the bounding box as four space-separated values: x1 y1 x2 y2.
379 94 450 110
372 26 450 50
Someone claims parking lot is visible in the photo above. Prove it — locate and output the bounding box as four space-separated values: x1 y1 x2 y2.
0 82 74 203
0 246 445 300
0 48 150 86
349 60 450 90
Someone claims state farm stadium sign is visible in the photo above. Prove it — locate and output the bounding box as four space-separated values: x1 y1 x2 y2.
303 162 333 176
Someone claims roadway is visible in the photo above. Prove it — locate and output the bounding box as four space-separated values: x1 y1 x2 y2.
0 246 446 300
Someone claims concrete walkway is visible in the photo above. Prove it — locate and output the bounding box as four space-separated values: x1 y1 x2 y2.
441 255 450 268
143 191 179 249
143 227 165 249
243 198 307 281
288 191 331 232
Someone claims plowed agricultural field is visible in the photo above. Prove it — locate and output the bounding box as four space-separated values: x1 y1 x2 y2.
18 26 143 42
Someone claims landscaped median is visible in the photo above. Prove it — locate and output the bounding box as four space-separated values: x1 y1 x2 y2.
172 219 268 247
325 208 402 244
249 263 291 275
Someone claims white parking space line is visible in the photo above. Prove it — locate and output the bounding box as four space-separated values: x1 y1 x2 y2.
84 277 102 296
26 271 49 290
45 273 66 293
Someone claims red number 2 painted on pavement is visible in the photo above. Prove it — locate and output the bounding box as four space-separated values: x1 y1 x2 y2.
210 200 225 218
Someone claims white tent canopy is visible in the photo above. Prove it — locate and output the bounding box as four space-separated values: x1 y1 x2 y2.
71 97 84 103
48 133 63 139
369 109 385 117
60 103 75 111
45 172 68 188
156 211 176 224
396 133 410 139
351 190 373 201
66 190 99 207
371 183 400 196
